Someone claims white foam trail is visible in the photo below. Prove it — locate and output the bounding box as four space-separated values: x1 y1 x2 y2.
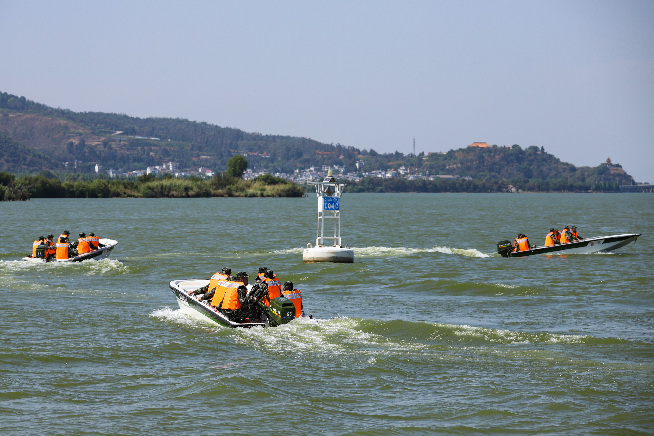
234 316 427 356
443 323 588 344
352 245 490 258
150 307 211 328
0 258 126 273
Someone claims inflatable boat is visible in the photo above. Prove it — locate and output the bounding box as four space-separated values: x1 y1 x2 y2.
23 238 118 262
497 233 640 257
169 279 301 328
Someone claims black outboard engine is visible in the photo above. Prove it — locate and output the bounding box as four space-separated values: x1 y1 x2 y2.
35 243 46 259
497 240 513 257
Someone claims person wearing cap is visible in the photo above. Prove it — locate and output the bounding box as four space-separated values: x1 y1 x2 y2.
56 236 70 260
512 233 530 252
45 235 56 259
219 272 248 311
195 267 232 299
58 230 70 244
571 226 583 241
76 232 92 255
261 269 282 306
88 232 102 250
544 229 559 247
282 281 303 318
559 226 572 244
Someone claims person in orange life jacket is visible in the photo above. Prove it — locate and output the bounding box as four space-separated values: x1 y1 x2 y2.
512 233 530 252
58 230 70 244
282 281 303 318
255 266 272 298
256 266 269 281
45 234 56 259
219 272 248 310
76 232 92 255
545 229 559 247
261 269 282 306
195 267 232 299
571 226 583 241
210 272 247 310
56 237 70 260
559 226 572 244
32 236 46 258
553 228 561 242
87 232 103 250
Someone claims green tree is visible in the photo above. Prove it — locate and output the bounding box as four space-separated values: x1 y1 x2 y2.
226 155 248 178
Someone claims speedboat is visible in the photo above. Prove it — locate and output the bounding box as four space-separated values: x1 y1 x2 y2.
169 279 300 328
497 233 640 257
23 238 118 262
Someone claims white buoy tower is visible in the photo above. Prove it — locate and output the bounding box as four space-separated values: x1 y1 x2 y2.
302 170 354 263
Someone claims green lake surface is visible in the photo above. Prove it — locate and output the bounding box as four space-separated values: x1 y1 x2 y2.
1 193 652 434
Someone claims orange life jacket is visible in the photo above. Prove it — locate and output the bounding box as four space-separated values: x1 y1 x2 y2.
77 237 91 254
221 286 243 310
210 280 242 310
282 288 302 317
560 231 571 244
46 240 56 256
545 232 557 247
208 272 230 293
32 240 41 257
262 277 282 306
515 237 529 251
571 230 579 239
88 236 100 249
56 242 69 260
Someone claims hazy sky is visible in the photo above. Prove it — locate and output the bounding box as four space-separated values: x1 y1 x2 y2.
2 0 653 182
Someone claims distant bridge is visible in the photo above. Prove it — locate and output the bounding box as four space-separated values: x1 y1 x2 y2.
620 184 653 193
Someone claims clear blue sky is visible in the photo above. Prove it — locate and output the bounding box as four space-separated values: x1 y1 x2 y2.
2 0 653 182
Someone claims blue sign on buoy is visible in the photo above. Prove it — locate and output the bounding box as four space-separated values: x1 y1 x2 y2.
323 196 340 211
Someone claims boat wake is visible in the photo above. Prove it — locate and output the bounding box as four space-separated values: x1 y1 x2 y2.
151 307 208 328
0 258 127 274
353 245 490 258
151 311 641 360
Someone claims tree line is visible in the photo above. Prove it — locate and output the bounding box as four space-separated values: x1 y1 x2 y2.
0 156 304 200
345 176 621 193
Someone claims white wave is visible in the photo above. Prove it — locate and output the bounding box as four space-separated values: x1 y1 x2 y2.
0 258 126 274
270 247 304 255
490 283 519 289
81 258 128 274
442 323 588 344
150 306 211 328
234 316 427 357
352 245 490 258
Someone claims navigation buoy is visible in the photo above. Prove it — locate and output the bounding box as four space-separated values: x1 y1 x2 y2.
303 170 354 263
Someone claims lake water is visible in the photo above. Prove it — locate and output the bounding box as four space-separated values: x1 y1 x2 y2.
1 193 652 434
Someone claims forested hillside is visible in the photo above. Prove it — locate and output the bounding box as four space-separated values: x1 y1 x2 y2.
0 91 636 191
0 132 63 173
0 91 358 174
421 145 633 189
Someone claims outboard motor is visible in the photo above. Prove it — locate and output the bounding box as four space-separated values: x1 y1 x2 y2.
267 297 297 326
497 240 513 257
35 243 46 259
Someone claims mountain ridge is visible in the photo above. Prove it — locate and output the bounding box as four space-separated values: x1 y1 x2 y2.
0 91 635 190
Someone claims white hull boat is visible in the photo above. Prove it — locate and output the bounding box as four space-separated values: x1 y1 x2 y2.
497 234 640 257
23 238 118 262
169 279 298 328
